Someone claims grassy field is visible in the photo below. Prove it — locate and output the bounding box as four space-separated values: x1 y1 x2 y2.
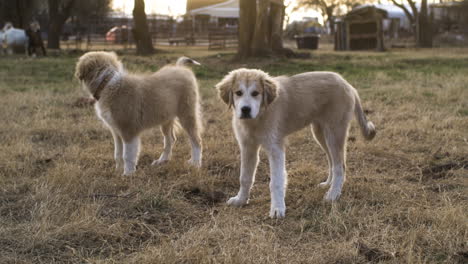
0 47 467 263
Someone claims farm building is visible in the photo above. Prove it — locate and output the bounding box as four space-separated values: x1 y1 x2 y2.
431 1 468 33
335 6 387 51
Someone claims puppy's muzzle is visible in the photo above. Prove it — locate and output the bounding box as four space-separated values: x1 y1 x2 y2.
240 106 252 119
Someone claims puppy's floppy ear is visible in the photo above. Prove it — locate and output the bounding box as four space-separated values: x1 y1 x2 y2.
215 72 236 108
74 56 86 80
262 75 278 106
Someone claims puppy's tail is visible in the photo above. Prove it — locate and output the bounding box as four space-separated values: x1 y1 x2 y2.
176 56 201 67
354 93 376 141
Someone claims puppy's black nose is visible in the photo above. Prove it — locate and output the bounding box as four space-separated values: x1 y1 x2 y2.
241 106 251 115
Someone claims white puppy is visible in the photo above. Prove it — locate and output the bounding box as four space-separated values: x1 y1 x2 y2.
216 69 375 218
75 51 203 175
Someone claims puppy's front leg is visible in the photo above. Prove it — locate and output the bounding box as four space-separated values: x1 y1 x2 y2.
227 143 260 207
267 144 287 218
123 137 140 176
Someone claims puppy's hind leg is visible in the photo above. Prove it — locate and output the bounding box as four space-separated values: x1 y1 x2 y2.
323 124 349 201
123 137 140 176
311 124 332 188
152 120 177 166
111 129 124 172
179 114 202 168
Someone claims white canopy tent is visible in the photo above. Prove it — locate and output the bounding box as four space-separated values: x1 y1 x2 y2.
187 0 239 19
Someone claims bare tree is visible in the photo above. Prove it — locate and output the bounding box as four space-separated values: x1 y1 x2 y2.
391 0 432 47
47 0 76 49
0 0 37 28
237 0 256 58
132 0 154 55
296 0 362 34
74 0 111 23
237 0 287 59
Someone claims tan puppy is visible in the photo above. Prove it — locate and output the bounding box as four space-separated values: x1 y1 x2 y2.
216 69 375 218
75 51 203 175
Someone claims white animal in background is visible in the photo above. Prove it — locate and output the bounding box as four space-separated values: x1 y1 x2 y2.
216 68 376 218
0 30 4 54
1 22 28 55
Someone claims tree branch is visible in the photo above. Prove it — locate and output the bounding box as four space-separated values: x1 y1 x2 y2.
59 0 76 24
391 0 414 23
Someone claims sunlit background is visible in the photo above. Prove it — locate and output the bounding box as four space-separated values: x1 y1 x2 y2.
112 0 323 24
112 0 193 16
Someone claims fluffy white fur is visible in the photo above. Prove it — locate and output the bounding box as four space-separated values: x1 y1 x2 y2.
216 68 376 218
75 52 203 175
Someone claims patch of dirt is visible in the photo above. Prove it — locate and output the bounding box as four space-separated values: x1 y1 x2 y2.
30 154 61 177
422 158 468 180
453 251 468 264
355 241 395 262
183 187 226 205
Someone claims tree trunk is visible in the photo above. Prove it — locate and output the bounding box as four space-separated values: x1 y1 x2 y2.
236 0 287 59
417 0 432 47
270 1 285 52
325 7 335 35
15 0 33 29
251 0 271 56
47 0 75 49
0 0 32 28
237 0 256 58
390 0 415 27
48 0 61 49
133 0 154 55
47 21 62 49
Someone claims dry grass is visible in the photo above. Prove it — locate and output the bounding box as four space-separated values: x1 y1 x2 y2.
0 47 467 263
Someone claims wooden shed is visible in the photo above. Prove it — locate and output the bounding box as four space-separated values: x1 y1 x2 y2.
335 6 388 51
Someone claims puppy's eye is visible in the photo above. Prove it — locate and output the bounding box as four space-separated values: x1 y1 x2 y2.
251 91 259 97
235 91 243 96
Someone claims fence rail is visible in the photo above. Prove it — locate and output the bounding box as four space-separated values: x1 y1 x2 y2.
60 30 238 50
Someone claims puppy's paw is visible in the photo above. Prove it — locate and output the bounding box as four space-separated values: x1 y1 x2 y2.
187 159 201 168
269 204 286 219
226 196 248 207
318 181 330 188
151 159 169 166
123 168 136 176
324 188 341 202
115 161 123 171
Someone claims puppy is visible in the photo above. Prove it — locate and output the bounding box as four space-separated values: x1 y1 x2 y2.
75 51 203 175
216 69 375 218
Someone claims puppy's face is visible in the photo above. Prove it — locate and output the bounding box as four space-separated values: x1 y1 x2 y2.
232 79 262 119
75 51 122 94
216 69 278 119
